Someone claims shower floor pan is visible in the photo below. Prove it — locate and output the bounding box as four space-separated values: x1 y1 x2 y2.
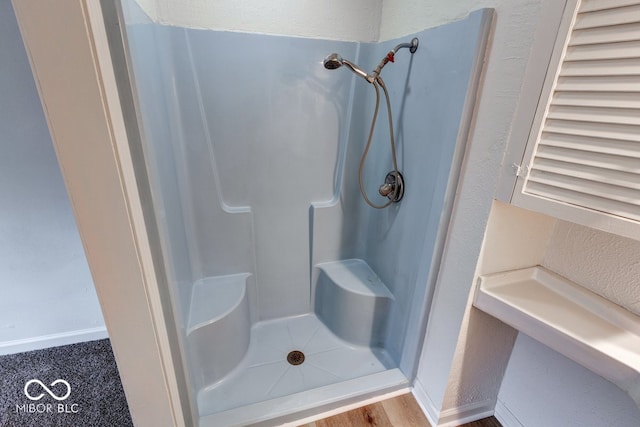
197 313 407 426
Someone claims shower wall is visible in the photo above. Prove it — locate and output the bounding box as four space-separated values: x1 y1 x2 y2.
311 16 489 370
121 0 488 389
123 1 357 326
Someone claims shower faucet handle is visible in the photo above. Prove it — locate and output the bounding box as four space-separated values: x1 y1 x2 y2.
379 183 394 197
379 171 404 202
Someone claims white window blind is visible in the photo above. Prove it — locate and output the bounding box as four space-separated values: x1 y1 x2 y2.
522 0 640 222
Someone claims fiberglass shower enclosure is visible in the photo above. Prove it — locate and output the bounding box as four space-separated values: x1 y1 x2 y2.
115 1 491 425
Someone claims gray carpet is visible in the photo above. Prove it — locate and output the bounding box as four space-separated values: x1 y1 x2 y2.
0 339 133 427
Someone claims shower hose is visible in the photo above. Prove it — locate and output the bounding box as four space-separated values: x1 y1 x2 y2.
359 76 401 209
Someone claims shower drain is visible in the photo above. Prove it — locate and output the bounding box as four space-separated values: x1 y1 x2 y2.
287 350 305 366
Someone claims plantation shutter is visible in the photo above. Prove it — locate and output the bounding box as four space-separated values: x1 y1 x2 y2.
521 0 640 222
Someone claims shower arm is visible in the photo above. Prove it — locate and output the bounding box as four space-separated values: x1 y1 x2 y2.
372 37 419 79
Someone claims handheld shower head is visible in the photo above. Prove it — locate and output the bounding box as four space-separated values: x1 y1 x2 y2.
323 53 343 70
323 53 374 83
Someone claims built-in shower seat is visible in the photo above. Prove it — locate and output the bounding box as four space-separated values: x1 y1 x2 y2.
315 259 394 347
186 273 251 388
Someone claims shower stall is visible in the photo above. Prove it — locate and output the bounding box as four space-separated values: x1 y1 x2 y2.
111 1 491 425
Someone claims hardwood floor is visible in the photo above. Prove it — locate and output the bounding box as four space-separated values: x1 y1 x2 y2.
298 393 502 427
460 416 502 427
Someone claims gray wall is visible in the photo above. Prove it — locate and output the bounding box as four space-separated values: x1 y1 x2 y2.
0 0 105 353
497 334 640 427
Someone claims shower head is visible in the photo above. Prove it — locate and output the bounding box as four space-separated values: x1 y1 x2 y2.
323 53 374 83
323 53 343 70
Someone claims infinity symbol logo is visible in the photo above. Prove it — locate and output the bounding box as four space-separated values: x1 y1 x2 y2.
24 379 71 401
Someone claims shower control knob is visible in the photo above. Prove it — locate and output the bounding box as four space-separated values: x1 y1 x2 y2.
380 171 404 203
379 183 394 197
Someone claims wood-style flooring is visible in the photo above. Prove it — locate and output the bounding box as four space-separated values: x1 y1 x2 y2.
299 393 502 427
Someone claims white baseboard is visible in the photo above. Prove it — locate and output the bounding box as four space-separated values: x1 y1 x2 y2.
412 381 495 427
494 398 524 427
412 379 440 426
438 399 495 427
0 327 109 355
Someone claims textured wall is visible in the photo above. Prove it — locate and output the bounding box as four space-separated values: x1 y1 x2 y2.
440 202 556 413
132 0 382 41
132 0 544 43
543 221 640 316
414 0 556 419
381 0 503 39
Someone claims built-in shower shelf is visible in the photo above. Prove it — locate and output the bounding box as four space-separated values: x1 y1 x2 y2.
187 273 250 334
474 266 640 406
